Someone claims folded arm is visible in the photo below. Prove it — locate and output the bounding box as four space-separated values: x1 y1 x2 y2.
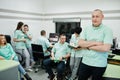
78 39 103 48
13 38 26 42
78 39 111 52
89 44 111 52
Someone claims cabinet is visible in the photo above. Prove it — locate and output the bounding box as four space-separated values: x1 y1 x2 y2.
0 60 19 80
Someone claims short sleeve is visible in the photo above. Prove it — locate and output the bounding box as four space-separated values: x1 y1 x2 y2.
104 27 113 44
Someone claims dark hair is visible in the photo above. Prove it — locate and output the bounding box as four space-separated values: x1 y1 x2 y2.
74 27 82 34
15 21 24 30
41 30 46 35
59 33 66 38
24 24 28 27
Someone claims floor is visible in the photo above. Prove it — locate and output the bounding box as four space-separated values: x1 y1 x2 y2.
26 67 95 80
27 67 120 80
28 68 49 80
27 67 60 80
27 61 71 80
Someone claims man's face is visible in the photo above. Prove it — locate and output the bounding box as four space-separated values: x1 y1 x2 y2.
24 26 28 31
59 35 66 44
92 11 104 27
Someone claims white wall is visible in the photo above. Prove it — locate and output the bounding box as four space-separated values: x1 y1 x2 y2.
43 0 120 42
0 0 43 13
43 0 120 13
0 19 43 42
0 0 120 43
0 0 44 42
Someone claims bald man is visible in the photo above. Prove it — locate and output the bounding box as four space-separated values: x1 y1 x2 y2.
78 9 113 80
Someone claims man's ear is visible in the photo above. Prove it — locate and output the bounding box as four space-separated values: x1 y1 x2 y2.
102 14 104 19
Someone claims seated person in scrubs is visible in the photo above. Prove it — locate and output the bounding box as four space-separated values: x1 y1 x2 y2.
43 33 70 80
0 34 32 80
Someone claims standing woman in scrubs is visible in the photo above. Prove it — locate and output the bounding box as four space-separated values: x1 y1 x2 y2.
13 22 32 71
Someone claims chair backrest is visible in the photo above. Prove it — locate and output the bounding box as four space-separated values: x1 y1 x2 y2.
31 44 43 53
31 44 44 59
5 35 11 44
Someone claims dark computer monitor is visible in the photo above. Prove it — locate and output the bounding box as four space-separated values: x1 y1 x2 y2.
111 38 120 55
55 22 81 42
111 38 117 50
49 33 59 43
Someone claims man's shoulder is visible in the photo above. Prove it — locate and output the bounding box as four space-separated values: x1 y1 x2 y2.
82 26 91 30
65 42 69 45
55 42 60 45
102 24 112 31
38 36 47 40
54 42 68 46
64 42 69 47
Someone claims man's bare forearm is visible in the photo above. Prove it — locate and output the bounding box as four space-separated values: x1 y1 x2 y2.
89 44 111 52
78 39 103 48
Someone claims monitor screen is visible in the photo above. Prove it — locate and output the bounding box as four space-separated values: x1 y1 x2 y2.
49 33 59 42
55 22 81 42
111 38 117 50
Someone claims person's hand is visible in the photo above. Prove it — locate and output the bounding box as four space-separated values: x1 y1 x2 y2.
59 57 63 61
0 56 4 60
45 50 48 53
24 31 27 34
50 56 55 60
21 39 26 42
10 55 15 60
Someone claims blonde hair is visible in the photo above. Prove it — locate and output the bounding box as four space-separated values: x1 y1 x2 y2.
93 9 103 15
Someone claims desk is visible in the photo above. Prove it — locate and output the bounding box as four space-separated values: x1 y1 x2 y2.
112 55 120 60
103 64 120 80
0 60 19 80
103 55 120 80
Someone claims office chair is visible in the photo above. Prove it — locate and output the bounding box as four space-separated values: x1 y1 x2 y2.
31 44 46 73
5 35 11 44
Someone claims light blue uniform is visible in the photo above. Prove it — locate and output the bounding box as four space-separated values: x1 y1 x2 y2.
36 36 51 56
70 34 83 57
69 34 83 79
24 31 32 48
52 42 70 60
43 41 70 78
24 31 34 62
0 43 26 75
0 43 17 60
14 30 26 49
80 24 113 67
14 30 30 68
